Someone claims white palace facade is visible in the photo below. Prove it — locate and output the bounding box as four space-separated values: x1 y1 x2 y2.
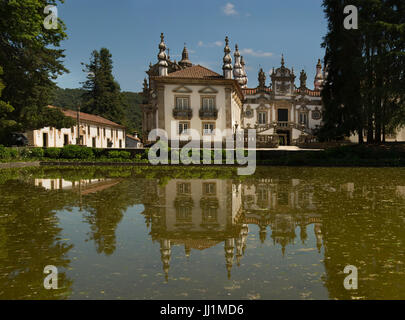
141 34 325 147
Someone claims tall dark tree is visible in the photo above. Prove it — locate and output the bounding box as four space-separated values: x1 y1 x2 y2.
0 66 16 141
81 48 126 125
0 0 74 142
320 0 405 143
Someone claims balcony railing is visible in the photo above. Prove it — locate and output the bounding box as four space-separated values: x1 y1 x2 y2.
199 108 218 120
173 108 192 120
277 121 289 128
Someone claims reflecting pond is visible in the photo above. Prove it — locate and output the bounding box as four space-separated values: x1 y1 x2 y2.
0 166 404 300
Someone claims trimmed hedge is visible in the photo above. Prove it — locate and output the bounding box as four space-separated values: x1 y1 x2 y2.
31 148 44 158
61 145 94 159
107 150 131 159
45 147 61 159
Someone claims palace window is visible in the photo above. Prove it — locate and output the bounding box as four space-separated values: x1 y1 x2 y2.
203 122 215 135
88 125 91 136
202 207 218 224
178 122 190 134
176 206 192 223
177 182 191 194
203 182 216 195
202 97 215 111
176 97 190 110
103 128 106 137
258 112 267 124
97 127 100 137
299 112 308 125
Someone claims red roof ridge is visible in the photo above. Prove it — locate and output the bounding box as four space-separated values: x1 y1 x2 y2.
195 64 220 74
47 105 125 128
165 64 222 79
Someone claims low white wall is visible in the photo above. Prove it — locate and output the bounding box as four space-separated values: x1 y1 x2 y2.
31 123 126 148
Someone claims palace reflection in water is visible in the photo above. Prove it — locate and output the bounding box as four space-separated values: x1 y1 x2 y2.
0 167 404 299
141 177 324 282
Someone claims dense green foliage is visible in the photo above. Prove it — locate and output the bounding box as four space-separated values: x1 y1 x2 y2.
320 0 405 143
0 66 15 141
121 91 143 134
0 0 75 144
51 88 84 110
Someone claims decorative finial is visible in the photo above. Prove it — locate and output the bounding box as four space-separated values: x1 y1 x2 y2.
281 54 285 66
158 33 168 76
233 44 243 85
222 36 233 78
179 42 192 68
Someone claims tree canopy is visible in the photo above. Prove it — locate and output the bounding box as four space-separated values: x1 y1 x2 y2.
0 0 74 143
81 48 127 127
320 0 405 143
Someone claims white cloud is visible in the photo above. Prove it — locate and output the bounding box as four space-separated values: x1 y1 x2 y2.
240 48 273 58
214 41 223 47
198 41 223 48
223 3 238 16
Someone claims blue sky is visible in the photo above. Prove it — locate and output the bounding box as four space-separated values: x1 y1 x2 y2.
56 0 327 92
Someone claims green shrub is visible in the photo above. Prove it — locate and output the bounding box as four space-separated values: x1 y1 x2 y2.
61 145 93 159
31 147 44 158
92 148 105 159
107 150 131 159
45 148 61 159
19 147 32 159
0 145 10 159
8 148 18 159
120 151 131 159
143 149 150 159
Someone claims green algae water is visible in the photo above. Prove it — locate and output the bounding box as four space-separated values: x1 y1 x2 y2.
0 167 404 300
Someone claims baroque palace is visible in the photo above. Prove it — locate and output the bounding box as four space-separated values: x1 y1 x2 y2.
141 34 325 147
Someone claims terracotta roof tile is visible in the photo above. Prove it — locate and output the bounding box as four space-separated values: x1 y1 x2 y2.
165 65 223 79
294 88 321 97
242 88 272 95
48 105 125 128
